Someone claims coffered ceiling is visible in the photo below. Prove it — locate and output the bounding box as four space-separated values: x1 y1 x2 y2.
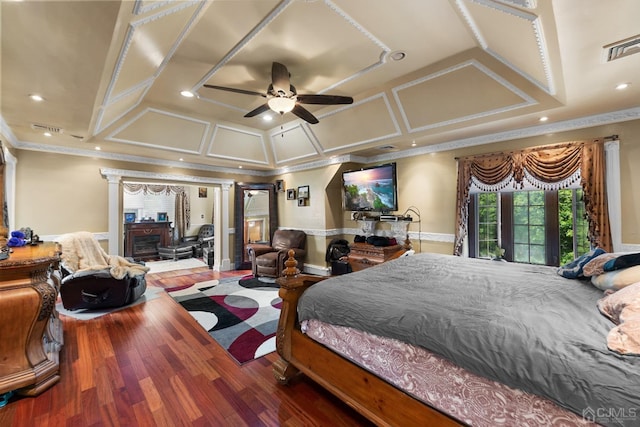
1 0 639 172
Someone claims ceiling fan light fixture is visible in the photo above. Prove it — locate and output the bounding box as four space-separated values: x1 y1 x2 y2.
268 97 295 114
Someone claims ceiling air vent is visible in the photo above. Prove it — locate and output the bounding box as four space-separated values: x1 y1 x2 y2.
377 145 397 151
31 123 64 134
603 34 640 62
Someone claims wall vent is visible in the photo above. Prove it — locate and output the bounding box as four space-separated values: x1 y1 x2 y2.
603 34 640 62
31 123 64 134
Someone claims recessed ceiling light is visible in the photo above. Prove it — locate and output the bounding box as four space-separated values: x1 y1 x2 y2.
411 140 417 147
43 132 52 137
238 165 243 169
179 158 184 162
263 115 273 122
616 83 630 90
389 51 406 61
180 90 195 98
95 146 101 151
539 116 549 122
29 94 44 102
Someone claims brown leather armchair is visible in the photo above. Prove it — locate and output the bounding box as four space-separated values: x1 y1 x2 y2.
247 229 306 278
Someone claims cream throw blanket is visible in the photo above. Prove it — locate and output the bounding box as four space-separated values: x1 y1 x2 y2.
58 231 149 280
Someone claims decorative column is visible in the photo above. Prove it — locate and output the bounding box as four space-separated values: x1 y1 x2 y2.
105 173 122 255
605 140 621 252
220 183 231 270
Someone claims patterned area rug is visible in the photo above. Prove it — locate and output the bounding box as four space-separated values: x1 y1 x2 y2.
167 275 281 364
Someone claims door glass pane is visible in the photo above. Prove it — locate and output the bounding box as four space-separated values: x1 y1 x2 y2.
514 206 528 223
558 188 591 264
529 206 545 225
513 192 528 205
530 225 545 245
514 243 529 262
530 245 545 264
514 225 528 243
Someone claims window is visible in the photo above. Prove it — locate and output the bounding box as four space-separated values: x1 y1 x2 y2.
477 193 499 259
470 188 590 266
513 191 546 264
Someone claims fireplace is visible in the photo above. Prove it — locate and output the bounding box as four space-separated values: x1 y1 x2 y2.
124 222 171 260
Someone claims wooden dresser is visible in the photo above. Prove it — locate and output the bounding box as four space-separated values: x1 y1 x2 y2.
124 222 171 260
348 243 405 272
0 242 64 397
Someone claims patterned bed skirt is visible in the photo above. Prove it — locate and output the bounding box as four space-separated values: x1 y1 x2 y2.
302 319 598 427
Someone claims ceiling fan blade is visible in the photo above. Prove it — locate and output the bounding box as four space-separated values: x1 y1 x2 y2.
291 104 319 124
297 94 354 105
203 84 265 97
271 62 291 96
244 103 271 118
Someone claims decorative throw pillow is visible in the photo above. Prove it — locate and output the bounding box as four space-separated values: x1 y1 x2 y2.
556 248 606 279
597 282 640 323
583 253 620 277
597 282 640 355
603 252 640 272
591 266 640 290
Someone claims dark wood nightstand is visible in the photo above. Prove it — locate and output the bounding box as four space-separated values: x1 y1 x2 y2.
348 243 405 272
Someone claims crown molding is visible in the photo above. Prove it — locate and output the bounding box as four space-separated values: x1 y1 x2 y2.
3 106 639 178
367 106 640 164
100 168 234 186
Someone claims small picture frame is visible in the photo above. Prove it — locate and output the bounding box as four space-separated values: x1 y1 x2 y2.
124 212 136 223
276 179 285 193
297 185 309 199
157 212 168 222
298 197 306 207
287 188 296 200
199 187 208 198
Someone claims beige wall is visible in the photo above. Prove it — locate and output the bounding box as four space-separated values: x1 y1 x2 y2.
12 151 242 251
10 118 640 269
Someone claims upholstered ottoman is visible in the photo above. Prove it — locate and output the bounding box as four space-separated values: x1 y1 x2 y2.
202 246 214 269
158 244 194 261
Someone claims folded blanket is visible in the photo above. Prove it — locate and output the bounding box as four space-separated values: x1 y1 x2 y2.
58 231 149 280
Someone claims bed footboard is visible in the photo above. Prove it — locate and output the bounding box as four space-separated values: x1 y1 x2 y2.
274 251 326 384
273 251 461 426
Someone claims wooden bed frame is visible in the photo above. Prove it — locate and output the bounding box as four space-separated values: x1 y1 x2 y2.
273 251 462 426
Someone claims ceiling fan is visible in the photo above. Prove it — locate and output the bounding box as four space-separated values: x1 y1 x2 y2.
203 62 353 124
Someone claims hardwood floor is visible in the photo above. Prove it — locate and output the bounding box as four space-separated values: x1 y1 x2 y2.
0 265 373 426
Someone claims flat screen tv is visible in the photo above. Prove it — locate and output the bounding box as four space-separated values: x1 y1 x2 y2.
342 163 398 212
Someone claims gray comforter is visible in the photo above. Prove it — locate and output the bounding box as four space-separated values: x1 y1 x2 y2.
297 252 640 426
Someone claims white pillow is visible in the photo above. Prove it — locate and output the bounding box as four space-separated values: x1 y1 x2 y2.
591 265 640 290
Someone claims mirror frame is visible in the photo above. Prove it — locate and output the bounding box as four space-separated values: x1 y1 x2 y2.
234 183 278 270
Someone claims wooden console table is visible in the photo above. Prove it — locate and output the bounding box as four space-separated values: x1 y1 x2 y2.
124 222 171 260
0 242 63 397
348 243 405 272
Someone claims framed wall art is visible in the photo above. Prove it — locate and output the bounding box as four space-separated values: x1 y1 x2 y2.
276 179 285 192
297 185 309 199
287 188 296 200
124 212 136 223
